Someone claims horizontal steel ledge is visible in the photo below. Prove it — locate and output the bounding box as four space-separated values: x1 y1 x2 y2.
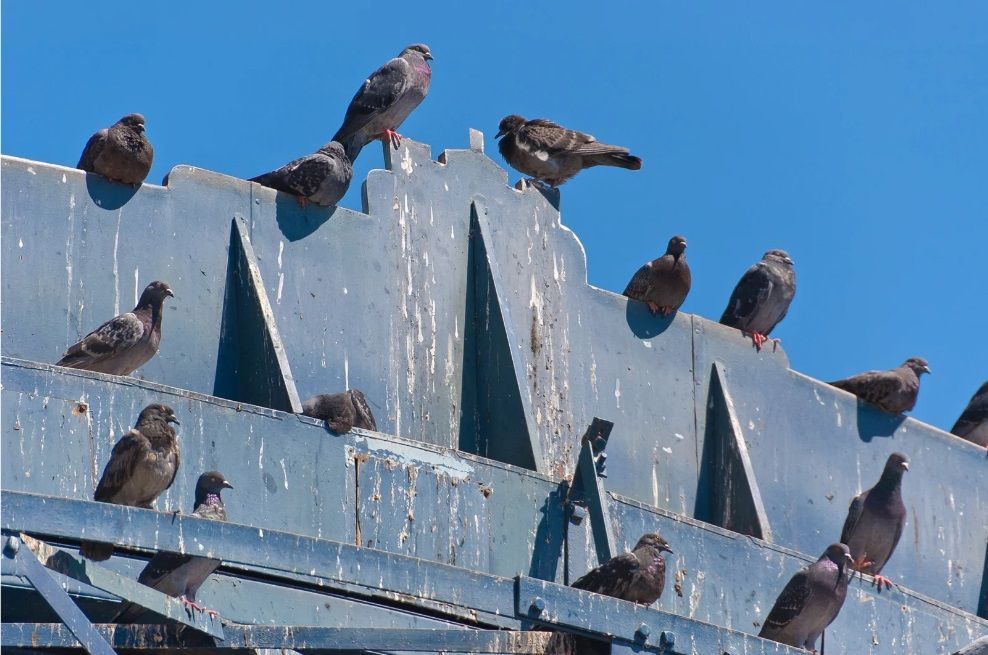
0 624 548 653
515 576 803 655
2 490 518 626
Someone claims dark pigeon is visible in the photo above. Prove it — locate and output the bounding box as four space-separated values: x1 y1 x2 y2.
951 381 988 448
545 534 672 655
719 249 796 352
623 235 691 317
250 141 352 208
113 471 233 622
301 390 377 433
759 543 853 650
77 113 154 185
332 44 433 162
953 636 988 655
80 404 181 561
56 281 173 376
840 452 909 590
830 357 931 415
495 115 642 187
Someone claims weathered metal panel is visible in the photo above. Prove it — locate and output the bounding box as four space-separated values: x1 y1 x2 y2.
692 324 988 614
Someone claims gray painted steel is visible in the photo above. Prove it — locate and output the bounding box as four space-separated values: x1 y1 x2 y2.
2 138 987 652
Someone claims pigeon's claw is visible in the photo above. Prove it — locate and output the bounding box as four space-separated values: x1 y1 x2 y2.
296 195 308 208
746 331 768 351
851 553 872 571
380 129 402 150
872 574 895 591
660 306 673 317
646 301 660 316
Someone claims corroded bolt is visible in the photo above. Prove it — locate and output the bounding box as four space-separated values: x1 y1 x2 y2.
4 536 20 557
660 631 676 648
569 505 586 525
636 623 651 640
530 597 545 615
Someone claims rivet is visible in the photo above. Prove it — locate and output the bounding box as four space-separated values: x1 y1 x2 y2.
636 623 651 639
4 536 20 556
530 597 545 614
660 631 676 648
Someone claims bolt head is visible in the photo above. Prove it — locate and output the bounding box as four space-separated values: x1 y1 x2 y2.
660 631 676 648
530 597 545 614
4 536 20 556
636 623 651 639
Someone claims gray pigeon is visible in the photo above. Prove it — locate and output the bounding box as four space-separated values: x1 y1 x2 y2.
249 141 352 207
623 235 691 316
545 534 672 655
495 115 642 187
77 113 154 186
301 390 377 433
953 636 988 655
951 381 988 448
113 471 233 622
332 44 433 162
80 404 181 561
840 452 909 590
56 280 174 376
830 357 931 415
759 543 853 650
719 250 796 352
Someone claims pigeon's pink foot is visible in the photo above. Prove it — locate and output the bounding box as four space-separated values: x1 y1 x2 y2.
748 332 768 351
380 129 402 150
851 553 873 571
872 574 895 591
659 306 672 317
179 596 205 612
295 195 309 208
646 301 660 316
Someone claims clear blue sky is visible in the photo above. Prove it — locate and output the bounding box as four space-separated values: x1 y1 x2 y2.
3 2 986 434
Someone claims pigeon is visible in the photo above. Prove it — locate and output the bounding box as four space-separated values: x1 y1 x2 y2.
830 357 931 415
623 235 691 316
331 44 433 162
758 543 853 650
56 280 174 376
950 381 988 448
544 534 672 655
840 452 909 590
953 636 988 655
113 471 233 622
249 141 353 208
77 113 154 186
719 250 796 352
301 390 377 433
495 115 642 187
80 404 181 561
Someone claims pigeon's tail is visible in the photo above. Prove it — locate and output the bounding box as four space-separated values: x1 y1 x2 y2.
111 601 147 624
586 152 642 171
248 171 293 194
80 540 114 562
332 132 365 165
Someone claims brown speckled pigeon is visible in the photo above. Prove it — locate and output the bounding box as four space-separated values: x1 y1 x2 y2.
830 357 930 415
623 236 691 316
719 250 795 352
80 404 181 561
759 543 852 650
78 113 154 186
332 44 433 162
301 390 377 433
56 281 173 376
250 141 352 207
495 115 642 187
840 452 909 590
951 381 988 448
113 471 233 622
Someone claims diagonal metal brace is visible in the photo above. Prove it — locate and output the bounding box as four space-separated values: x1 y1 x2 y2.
4 534 117 655
10 532 224 639
564 418 616 564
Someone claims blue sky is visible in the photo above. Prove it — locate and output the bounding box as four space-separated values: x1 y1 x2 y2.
3 2 986 434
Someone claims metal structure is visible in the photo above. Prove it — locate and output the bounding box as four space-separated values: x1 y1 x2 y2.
1 132 986 654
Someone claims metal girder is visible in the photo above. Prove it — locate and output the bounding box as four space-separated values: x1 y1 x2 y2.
3 536 116 655
10 532 224 639
0 624 548 653
514 575 802 655
565 418 617 565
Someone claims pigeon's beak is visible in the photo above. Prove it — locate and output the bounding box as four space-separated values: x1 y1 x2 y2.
661 544 674 554
495 128 508 139
921 365 931 375
901 462 909 471
165 287 174 298
167 415 180 425
424 52 434 61
222 480 234 490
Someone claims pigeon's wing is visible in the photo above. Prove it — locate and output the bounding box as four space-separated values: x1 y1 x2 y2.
571 553 640 598
77 129 107 170
93 430 151 502
762 569 812 633
57 313 145 369
350 389 377 431
720 263 772 326
830 370 900 406
520 119 598 157
951 382 988 436
622 263 653 299
840 491 866 545
332 57 413 142
283 154 335 198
